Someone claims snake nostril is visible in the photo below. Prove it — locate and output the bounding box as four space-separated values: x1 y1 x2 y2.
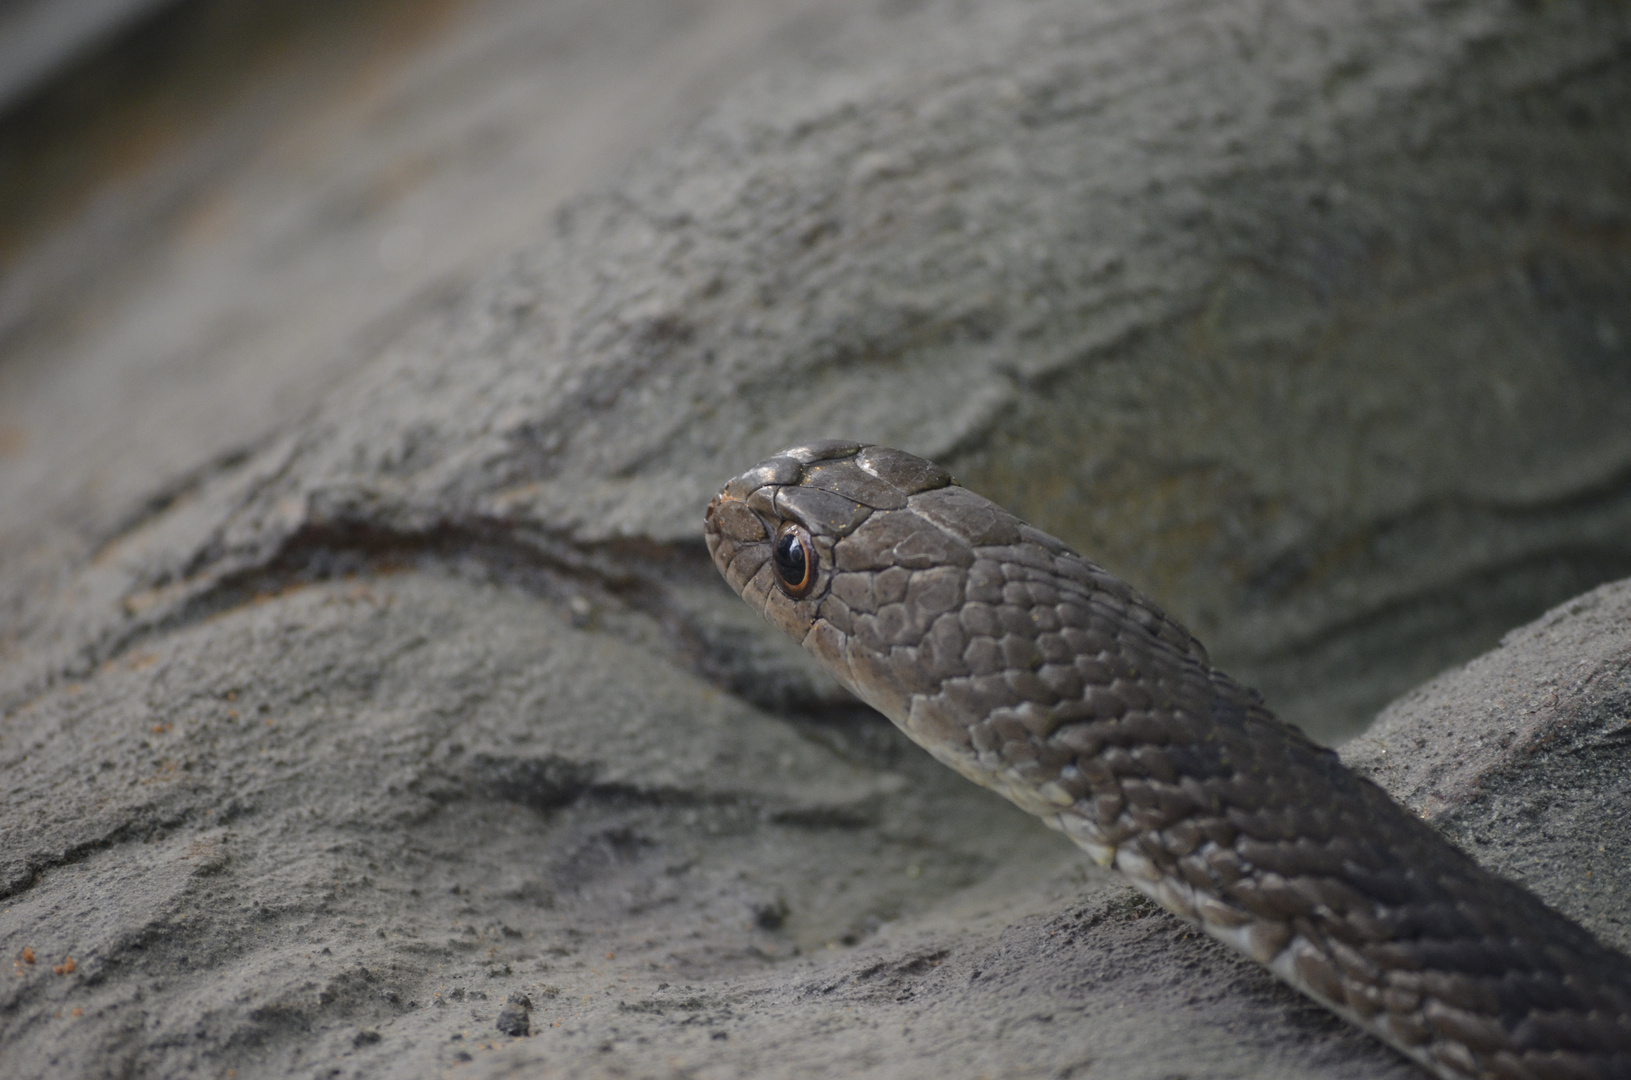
772 522 816 598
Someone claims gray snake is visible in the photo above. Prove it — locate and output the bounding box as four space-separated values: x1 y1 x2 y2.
703 440 1631 1080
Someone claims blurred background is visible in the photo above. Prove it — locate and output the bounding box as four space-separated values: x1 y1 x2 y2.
0 0 874 552
4 0 1631 745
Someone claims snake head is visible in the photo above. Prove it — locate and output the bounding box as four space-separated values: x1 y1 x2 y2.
706 439 1211 741
704 437 1063 724
704 441 956 702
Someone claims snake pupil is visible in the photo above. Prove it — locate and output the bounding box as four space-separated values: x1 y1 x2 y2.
773 524 814 597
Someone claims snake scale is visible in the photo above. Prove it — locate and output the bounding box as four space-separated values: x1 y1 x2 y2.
703 440 1631 1080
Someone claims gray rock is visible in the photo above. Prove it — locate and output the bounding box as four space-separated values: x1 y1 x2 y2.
9 0 1631 742
495 992 531 1038
4 1 1631 1079
5 567 1396 1078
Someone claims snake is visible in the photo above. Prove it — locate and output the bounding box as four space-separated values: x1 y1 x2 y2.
703 440 1631 1080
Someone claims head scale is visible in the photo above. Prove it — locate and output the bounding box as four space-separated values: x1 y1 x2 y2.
702 441 956 678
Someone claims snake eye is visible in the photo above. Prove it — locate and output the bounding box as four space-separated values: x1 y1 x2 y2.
772 522 817 598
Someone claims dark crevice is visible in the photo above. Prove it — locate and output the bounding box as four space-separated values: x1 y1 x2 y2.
88 515 682 676
0 806 198 903
70 507 883 734
767 805 876 831
1242 457 1631 611
458 754 765 816
1246 545 1631 669
465 754 599 812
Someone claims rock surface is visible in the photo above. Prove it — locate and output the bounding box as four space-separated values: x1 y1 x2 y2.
3 1 1631 1078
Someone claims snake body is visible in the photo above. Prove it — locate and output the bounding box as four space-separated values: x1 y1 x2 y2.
703 440 1631 1080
